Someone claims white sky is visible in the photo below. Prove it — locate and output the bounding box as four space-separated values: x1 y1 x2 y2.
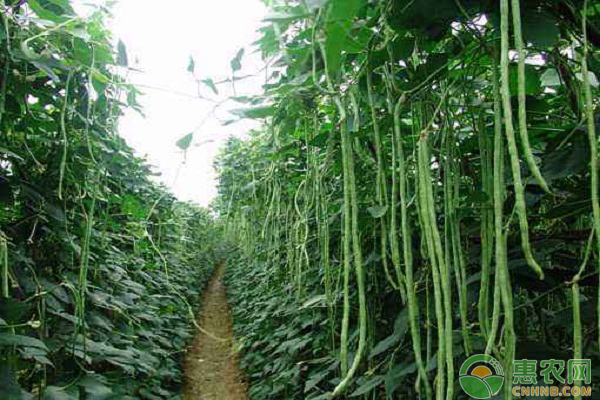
75 0 268 206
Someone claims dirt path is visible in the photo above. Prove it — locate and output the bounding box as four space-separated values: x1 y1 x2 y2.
183 264 248 400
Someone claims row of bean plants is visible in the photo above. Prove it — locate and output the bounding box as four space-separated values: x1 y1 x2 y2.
0 1 219 398
217 0 600 398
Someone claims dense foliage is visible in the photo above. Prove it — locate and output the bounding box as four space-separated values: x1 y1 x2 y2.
217 0 600 398
0 1 218 398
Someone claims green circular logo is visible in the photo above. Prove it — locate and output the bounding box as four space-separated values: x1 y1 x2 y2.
459 354 505 399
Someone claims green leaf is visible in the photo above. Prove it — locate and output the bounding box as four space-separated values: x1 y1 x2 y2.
28 0 73 23
349 375 385 397
77 375 114 399
45 202 66 223
176 133 194 150
19 345 53 366
306 0 328 11
523 11 559 48
0 146 24 161
544 199 591 219
465 190 490 204
301 295 327 309
117 39 128 67
187 55 195 74
31 60 61 82
43 386 77 400
369 334 399 358
385 362 417 395
542 136 589 181
576 71 600 88
66 24 90 41
509 64 541 95
231 106 275 119
369 308 408 358
202 78 219 95
304 369 330 393
367 205 388 218
231 48 245 72
263 12 308 22
330 0 361 21
0 298 33 324
343 26 372 54
324 0 363 78
0 333 48 350
390 35 415 61
324 21 346 78
541 68 561 87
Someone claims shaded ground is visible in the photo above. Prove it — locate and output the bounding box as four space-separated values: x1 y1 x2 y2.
183 264 248 400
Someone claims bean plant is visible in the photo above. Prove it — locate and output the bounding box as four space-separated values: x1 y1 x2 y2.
217 0 600 398
0 1 220 398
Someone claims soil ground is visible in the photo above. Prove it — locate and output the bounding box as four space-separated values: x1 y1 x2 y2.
182 264 248 400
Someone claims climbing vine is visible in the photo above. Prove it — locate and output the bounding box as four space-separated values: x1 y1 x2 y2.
217 0 600 398
0 1 220 398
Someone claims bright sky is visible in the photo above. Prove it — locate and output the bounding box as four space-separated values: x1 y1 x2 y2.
75 0 268 206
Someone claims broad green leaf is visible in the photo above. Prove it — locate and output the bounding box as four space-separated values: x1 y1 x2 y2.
369 308 408 358
301 295 327 309
576 71 600 88
385 362 417 395
509 64 541 95
263 12 308 22
523 11 559 48
369 334 399 358
19 345 54 366
231 48 245 72
541 68 561 87
187 55 195 74
343 26 372 54
117 39 128 67
0 333 48 350
367 205 388 218
0 298 33 324
43 386 77 400
330 0 361 20
544 199 592 219
304 369 330 392
349 375 385 397
176 133 194 150
542 136 589 181
390 35 415 60
324 0 363 78
465 190 490 204
77 375 113 398
45 202 66 223
126 88 140 109
231 105 275 119
305 0 328 11
28 0 73 22
0 146 24 161
31 60 61 82
66 24 90 41
202 78 219 95
91 69 110 84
